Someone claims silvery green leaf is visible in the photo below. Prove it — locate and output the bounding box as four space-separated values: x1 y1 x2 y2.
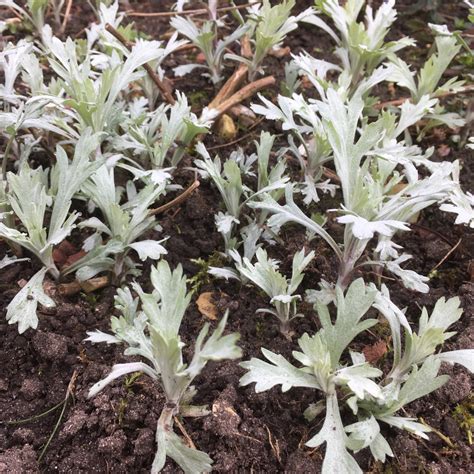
173 64 206 77
240 348 321 393
196 152 243 218
152 427 212 474
85 330 121 345
334 364 383 399
137 261 191 339
419 296 462 334
215 212 239 235
6 268 55 334
88 362 159 398
128 239 168 261
375 239 402 260
248 185 342 259
182 312 242 380
378 416 431 440
440 191 474 228
434 350 474 372
337 214 410 240
0 255 29 269
373 284 410 365
428 23 453 36
64 239 124 280
316 278 377 367
271 294 300 304
394 357 448 409
208 266 240 281
292 332 332 389
306 279 336 306
303 400 326 422
306 394 362 474
369 433 394 462
417 35 461 99
79 217 112 235
236 248 284 299
386 256 429 293
288 248 315 293
345 416 380 452
394 95 438 137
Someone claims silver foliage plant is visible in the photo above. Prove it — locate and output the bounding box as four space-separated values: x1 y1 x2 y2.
240 279 474 474
250 7 472 295
0 0 472 472
86 261 242 473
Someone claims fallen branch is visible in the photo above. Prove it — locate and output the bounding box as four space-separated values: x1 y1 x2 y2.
57 276 110 296
105 23 175 105
149 180 200 216
208 36 252 109
213 76 275 119
125 2 258 18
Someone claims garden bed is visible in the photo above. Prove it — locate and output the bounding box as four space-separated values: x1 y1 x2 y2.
0 1 473 472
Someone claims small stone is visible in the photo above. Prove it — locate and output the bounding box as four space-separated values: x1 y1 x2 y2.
12 427 35 445
98 430 127 457
0 445 38 473
20 378 43 401
133 428 155 456
0 379 8 391
59 409 88 441
32 331 68 361
216 114 237 141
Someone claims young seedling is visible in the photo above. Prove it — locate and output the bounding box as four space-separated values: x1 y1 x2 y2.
1 130 102 333
229 0 314 80
62 163 168 283
235 247 314 337
195 132 288 253
241 279 474 473
171 14 249 84
86 261 242 473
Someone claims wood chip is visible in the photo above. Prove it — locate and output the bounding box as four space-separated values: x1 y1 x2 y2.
196 292 219 320
362 340 388 364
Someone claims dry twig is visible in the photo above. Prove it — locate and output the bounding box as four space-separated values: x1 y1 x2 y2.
149 180 200 216
60 0 73 35
125 2 258 18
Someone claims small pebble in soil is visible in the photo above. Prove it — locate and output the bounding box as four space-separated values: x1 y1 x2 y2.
32 331 69 361
133 428 155 456
19 378 43 401
0 445 38 473
98 430 127 457
59 408 89 441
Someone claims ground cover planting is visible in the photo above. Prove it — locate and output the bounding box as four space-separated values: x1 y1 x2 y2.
0 0 473 472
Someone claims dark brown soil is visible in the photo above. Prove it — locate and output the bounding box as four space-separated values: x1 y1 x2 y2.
0 1 473 473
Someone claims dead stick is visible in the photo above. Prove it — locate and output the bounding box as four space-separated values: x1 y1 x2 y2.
213 76 275 119
429 237 462 273
149 180 200 216
174 417 196 449
105 23 175 105
125 2 258 18
60 0 73 35
209 36 252 108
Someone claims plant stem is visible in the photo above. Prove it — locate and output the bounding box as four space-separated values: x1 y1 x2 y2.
2 134 15 180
